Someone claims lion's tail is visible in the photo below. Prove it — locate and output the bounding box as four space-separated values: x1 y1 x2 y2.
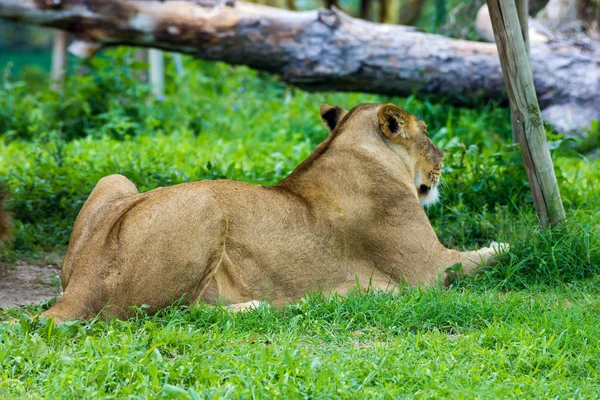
0 183 11 241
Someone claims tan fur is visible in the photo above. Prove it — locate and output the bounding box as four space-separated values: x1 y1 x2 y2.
40 103 506 322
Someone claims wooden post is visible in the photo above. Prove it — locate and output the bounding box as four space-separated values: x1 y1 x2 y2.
50 30 68 91
486 0 565 228
149 48 164 99
515 0 529 56
511 0 529 142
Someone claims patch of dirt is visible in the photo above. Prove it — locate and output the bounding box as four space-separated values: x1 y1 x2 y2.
0 262 61 309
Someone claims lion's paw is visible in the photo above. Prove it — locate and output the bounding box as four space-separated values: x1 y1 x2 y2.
490 241 510 255
227 300 268 313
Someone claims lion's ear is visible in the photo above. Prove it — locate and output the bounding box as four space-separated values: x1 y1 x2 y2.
320 103 347 132
378 103 413 140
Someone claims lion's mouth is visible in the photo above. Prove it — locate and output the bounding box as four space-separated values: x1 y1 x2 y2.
418 183 439 207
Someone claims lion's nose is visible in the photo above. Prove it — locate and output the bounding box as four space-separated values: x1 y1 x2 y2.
419 184 431 194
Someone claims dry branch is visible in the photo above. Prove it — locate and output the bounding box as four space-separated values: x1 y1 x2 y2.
0 0 598 132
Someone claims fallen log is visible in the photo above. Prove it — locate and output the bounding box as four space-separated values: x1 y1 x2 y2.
0 0 598 133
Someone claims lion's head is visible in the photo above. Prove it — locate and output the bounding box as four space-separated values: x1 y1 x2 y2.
320 103 444 207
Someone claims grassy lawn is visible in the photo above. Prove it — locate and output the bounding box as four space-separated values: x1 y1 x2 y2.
2 283 600 397
0 48 599 397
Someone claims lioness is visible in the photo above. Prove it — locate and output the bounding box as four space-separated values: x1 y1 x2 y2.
41 103 505 322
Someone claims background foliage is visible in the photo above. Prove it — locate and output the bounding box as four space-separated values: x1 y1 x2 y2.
1 46 599 286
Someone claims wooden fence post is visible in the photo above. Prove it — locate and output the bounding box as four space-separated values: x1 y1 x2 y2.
510 0 529 143
50 30 68 91
149 48 164 99
486 0 566 228
515 0 529 56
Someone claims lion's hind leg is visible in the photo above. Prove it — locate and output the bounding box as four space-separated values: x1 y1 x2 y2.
84 174 140 213
60 175 139 287
67 174 140 245
38 175 141 324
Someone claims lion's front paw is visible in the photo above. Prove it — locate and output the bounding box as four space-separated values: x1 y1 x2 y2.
489 241 510 255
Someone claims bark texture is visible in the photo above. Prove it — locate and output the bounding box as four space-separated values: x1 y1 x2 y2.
0 0 598 132
488 0 565 227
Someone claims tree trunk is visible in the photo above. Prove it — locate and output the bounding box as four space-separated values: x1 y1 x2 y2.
360 0 372 19
379 0 394 23
149 48 164 99
1 0 598 133
398 0 425 25
50 30 68 92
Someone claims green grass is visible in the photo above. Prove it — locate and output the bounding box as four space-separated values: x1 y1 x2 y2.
1 48 599 397
2 282 600 397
